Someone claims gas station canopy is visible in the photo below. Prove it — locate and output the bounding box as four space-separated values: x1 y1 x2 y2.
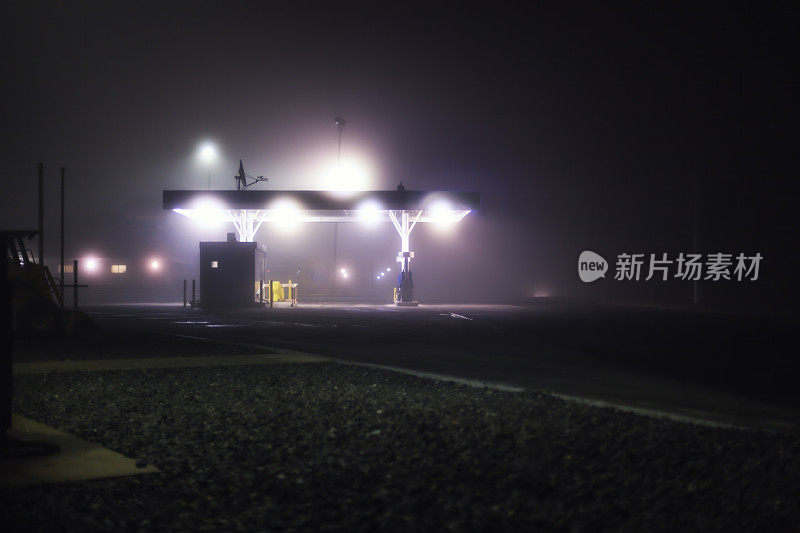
164 189 479 242
163 189 479 225
164 189 480 305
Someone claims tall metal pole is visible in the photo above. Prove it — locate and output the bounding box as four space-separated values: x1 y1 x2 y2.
332 223 338 294
332 117 345 295
1 234 12 440
38 163 44 264
60 168 65 304
692 174 700 305
73 260 79 310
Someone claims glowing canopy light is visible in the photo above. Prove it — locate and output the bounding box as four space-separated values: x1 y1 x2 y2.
267 197 303 231
164 189 479 242
174 197 228 227
356 199 384 224
85 258 98 271
150 259 160 270
428 200 464 229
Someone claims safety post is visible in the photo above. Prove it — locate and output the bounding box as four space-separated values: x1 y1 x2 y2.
268 279 273 308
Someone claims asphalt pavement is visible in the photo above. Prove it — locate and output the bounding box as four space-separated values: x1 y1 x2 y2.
80 300 800 432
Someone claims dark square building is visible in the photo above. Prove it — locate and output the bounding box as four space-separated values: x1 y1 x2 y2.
199 235 267 308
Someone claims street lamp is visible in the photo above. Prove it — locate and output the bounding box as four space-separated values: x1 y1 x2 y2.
335 116 346 162
331 117 346 294
197 141 218 190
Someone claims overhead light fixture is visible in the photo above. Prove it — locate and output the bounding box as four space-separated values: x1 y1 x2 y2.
198 142 218 164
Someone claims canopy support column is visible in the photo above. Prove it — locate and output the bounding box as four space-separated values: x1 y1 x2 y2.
227 209 265 242
388 210 422 305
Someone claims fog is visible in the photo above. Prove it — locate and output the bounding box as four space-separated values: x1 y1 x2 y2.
1 3 796 310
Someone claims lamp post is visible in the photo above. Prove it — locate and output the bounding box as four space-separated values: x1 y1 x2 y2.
331 117 346 295
335 116 346 164
198 142 218 190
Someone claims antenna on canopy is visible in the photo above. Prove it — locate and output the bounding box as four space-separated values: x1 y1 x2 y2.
234 159 269 191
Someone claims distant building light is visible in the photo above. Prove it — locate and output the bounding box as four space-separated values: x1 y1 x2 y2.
111 264 127 274
211 260 219 269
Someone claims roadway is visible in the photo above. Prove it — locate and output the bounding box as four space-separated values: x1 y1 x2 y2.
85 300 800 432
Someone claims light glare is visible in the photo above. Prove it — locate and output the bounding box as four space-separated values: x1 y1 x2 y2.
268 198 303 231
198 142 218 164
192 199 227 226
428 201 461 229
356 200 383 224
317 156 372 194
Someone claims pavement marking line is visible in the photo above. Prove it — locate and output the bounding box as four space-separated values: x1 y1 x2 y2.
337 361 787 431
1 415 159 488
544 392 787 432
13 353 333 374
337 360 525 392
153 333 328 360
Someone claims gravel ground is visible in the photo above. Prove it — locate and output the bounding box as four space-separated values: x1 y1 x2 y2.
3 363 799 532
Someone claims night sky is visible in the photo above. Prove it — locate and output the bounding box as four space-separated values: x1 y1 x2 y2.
1 2 797 309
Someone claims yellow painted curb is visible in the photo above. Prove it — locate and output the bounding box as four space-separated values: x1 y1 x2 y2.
13 352 333 375
1 415 159 488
